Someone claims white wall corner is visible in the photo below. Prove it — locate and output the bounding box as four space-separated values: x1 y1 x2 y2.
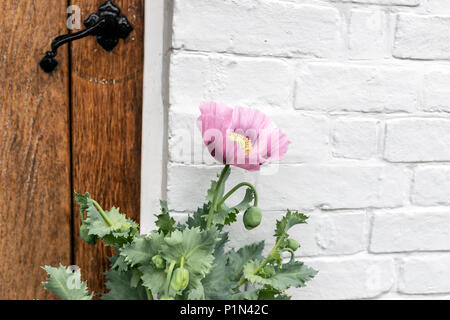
140 0 172 234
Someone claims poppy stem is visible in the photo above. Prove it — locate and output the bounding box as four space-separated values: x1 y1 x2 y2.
145 287 153 300
206 165 230 229
164 261 176 296
216 182 258 210
92 199 114 227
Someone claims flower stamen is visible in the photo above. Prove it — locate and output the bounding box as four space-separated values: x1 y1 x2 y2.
227 132 252 156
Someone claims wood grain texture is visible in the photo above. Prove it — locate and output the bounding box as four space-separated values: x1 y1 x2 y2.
71 0 144 294
0 0 72 299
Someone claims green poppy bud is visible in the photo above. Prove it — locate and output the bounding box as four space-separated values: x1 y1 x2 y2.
117 221 131 233
263 265 276 278
80 224 98 245
286 238 300 251
243 207 262 230
170 267 189 292
268 248 282 265
152 255 165 269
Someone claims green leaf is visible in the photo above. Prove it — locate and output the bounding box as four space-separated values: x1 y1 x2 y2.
109 255 130 272
139 264 167 297
206 208 237 227
155 201 176 235
74 192 90 217
155 213 176 235
203 261 235 300
86 206 139 246
231 290 259 300
202 233 236 300
86 206 134 237
257 287 291 300
214 232 229 256
42 265 92 300
275 293 291 300
120 232 165 267
130 269 141 288
275 210 309 240
161 227 218 278
242 260 261 282
185 277 205 300
243 260 317 291
186 204 209 229
80 224 98 245
75 193 138 247
227 241 265 281
102 269 148 300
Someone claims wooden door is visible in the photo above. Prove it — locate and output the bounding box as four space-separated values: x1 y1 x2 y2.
71 0 144 295
0 0 144 299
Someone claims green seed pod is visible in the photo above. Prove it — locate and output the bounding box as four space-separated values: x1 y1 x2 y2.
152 255 165 269
160 296 174 300
243 207 262 230
170 267 189 292
286 238 300 251
80 224 98 245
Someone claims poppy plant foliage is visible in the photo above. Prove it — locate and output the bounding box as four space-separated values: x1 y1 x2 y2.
42 103 317 300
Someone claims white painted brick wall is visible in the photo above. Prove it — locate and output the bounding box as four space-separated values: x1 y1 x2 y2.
348 9 388 59
394 14 450 60
426 0 450 14
332 118 379 159
331 0 419 5
164 0 450 299
173 0 345 58
413 166 450 205
424 70 450 112
370 208 450 252
295 63 420 112
385 118 450 162
288 256 396 299
399 254 450 294
257 164 410 210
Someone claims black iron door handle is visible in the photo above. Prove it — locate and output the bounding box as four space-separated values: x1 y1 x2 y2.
40 1 133 73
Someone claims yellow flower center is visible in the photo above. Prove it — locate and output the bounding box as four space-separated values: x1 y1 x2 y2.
227 132 252 156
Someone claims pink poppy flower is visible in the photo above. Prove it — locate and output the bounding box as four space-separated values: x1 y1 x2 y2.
197 102 290 171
